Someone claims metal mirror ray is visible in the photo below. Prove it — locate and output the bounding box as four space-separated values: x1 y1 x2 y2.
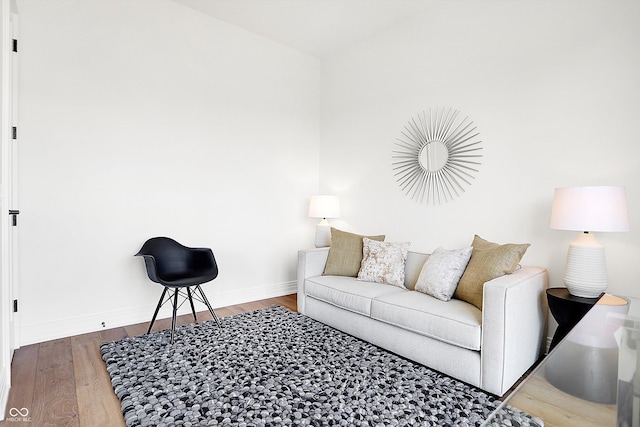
392 108 483 204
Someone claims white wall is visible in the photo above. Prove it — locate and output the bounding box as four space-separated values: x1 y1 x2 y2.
15 0 640 346
320 0 640 304
17 0 320 345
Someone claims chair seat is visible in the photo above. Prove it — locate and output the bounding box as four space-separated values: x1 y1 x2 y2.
159 272 217 287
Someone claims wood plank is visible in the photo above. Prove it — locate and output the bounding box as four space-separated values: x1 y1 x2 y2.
31 338 79 426
123 320 148 338
273 294 297 311
99 327 128 343
71 332 126 427
0 345 39 425
509 373 616 427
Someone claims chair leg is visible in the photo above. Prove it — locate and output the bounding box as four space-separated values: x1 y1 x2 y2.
170 288 179 344
195 285 221 327
186 287 197 322
147 287 168 334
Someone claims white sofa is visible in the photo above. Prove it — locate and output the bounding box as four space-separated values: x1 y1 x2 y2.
297 247 549 396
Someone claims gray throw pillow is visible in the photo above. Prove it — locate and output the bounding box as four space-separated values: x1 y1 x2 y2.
415 246 472 301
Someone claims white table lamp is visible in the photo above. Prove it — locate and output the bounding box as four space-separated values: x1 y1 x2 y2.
550 186 629 298
309 195 340 248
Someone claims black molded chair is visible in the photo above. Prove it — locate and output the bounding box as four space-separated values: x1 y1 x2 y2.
135 237 221 343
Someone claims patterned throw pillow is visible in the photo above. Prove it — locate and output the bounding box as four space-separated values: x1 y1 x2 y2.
357 238 410 288
323 228 385 277
454 235 530 310
415 247 473 301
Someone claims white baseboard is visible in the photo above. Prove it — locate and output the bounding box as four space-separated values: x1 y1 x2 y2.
19 281 297 346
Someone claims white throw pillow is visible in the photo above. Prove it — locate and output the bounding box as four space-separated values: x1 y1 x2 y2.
357 238 410 288
415 246 472 301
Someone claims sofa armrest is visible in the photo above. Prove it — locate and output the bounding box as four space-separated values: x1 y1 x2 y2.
480 266 549 396
297 248 330 314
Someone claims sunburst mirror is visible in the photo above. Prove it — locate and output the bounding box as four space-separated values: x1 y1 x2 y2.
392 108 483 204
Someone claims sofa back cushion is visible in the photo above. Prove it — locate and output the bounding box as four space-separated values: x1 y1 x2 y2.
404 251 429 290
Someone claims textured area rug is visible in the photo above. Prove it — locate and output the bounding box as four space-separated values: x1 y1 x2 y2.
101 306 541 426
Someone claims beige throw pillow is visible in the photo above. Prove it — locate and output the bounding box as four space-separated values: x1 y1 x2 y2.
454 235 530 310
415 246 472 301
357 238 410 288
323 228 385 277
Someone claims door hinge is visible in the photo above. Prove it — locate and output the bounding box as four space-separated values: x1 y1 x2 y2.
12 39 17 53
13 300 17 313
12 126 17 140
9 210 19 226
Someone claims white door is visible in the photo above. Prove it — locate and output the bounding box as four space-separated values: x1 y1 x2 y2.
7 3 17 353
0 0 18 419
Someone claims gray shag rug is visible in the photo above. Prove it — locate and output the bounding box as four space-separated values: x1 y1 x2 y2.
100 306 542 426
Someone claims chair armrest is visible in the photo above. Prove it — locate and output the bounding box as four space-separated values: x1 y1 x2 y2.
297 248 330 314
481 266 549 396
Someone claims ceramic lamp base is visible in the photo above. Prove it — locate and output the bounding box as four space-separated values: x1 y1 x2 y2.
314 220 331 248
563 232 607 298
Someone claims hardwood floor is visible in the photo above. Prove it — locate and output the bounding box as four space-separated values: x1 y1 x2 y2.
1 294 297 427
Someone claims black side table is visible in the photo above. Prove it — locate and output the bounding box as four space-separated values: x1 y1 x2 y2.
547 287 601 351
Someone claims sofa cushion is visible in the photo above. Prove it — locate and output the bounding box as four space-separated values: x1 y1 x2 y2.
357 238 410 288
371 291 483 351
454 235 530 310
323 228 385 277
305 275 406 316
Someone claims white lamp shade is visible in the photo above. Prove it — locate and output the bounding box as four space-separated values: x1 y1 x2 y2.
550 186 629 232
308 195 340 219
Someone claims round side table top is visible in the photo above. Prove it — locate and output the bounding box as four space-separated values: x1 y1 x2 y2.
546 288 627 306
546 287 600 304
597 293 627 306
